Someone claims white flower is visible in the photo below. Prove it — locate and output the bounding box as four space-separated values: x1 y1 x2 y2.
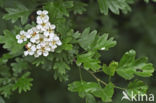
34 52 40 58
36 16 49 24
36 43 50 51
36 22 50 31
36 10 49 24
28 27 40 35
44 34 54 41
24 43 36 56
50 41 57 49
37 10 48 16
16 30 27 44
56 39 62 46
52 35 62 45
30 34 40 43
49 35 62 50
36 34 44 43
36 44 50 56
16 9 62 57
28 27 40 43
44 24 55 37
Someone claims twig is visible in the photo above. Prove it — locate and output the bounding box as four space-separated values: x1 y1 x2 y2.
87 70 107 85
87 70 126 90
79 66 83 82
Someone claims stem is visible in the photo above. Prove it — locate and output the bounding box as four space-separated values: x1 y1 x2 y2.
87 70 126 90
87 71 107 85
93 70 103 73
114 86 126 90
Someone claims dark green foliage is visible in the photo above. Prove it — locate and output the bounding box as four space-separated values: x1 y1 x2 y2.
68 81 114 102
3 4 31 24
127 80 148 98
0 0 155 103
98 0 135 15
77 52 101 71
0 30 25 55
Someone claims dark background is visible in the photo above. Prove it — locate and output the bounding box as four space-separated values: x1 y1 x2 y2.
0 0 156 103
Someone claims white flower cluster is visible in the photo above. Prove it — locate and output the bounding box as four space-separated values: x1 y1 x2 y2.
16 10 62 57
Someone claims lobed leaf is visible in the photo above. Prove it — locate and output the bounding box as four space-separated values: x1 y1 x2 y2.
93 33 117 51
102 61 118 76
68 81 114 102
126 80 148 98
3 4 31 24
12 72 33 93
98 0 135 15
116 50 154 80
78 28 97 50
77 52 101 71
0 30 25 55
73 1 87 14
11 58 29 77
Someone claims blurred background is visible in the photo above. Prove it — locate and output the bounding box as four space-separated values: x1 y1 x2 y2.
0 0 156 103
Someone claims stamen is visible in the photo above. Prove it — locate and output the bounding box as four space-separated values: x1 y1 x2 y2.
32 32 36 37
52 40 56 45
41 47 45 51
41 23 46 26
40 38 43 42
48 29 53 33
20 35 25 39
40 14 45 18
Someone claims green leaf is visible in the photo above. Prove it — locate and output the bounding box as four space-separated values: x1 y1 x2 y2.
73 31 81 39
61 44 73 50
98 0 134 15
43 1 73 34
93 82 114 102
116 50 154 80
53 61 70 81
68 81 114 102
32 57 47 67
0 53 14 65
77 52 101 71
77 28 116 51
0 84 14 97
93 33 117 51
0 72 33 97
127 80 148 98
78 28 97 50
144 0 150 3
44 1 73 18
85 94 96 103
68 81 100 97
73 1 87 14
0 30 25 55
60 33 73 51
12 72 33 93
54 61 70 75
102 61 118 76
11 58 29 76
0 65 11 77
97 0 108 15
3 4 31 24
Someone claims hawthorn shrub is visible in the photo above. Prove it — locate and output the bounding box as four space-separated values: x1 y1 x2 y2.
0 0 156 103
